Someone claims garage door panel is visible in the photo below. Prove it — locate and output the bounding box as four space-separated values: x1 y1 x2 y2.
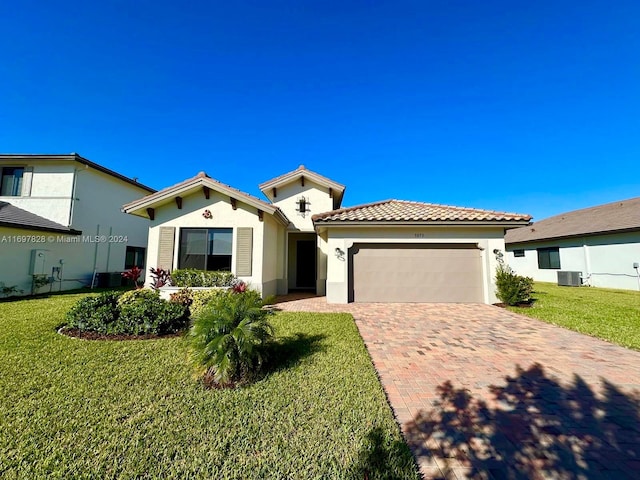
351 244 483 303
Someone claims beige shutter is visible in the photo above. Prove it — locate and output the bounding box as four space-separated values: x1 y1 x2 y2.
235 227 253 276
157 227 176 269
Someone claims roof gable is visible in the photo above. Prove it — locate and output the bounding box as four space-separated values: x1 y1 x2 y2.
312 199 532 225
506 196 640 244
0 202 82 234
259 165 345 206
122 172 290 225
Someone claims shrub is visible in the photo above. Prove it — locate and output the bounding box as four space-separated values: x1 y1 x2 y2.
169 288 194 307
171 269 236 288
66 290 188 335
66 291 121 333
118 299 188 335
121 266 143 289
189 289 231 318
187 290 274 387
117 289 161 307
495 264 534 306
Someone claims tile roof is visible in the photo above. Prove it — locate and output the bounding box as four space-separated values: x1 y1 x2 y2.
312 199 532 223
0 202 81 234
505 196 640 244
122 171 291 225
259 165 346 191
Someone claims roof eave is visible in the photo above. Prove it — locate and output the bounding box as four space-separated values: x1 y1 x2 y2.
0 221 82 235
506 226 640 245
312 220 532 227
259 171 346 193
124 178 276 213
0 154 156 193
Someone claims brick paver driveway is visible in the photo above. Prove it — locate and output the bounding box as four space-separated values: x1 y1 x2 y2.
275 295 640 479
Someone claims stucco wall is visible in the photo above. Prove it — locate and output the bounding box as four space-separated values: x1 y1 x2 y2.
1 162 75 225
0 160 152 294
144 189 268 293
506 232 640 290
270 179 335 232
322 226 506 304
261 215 286 297
0 227 90 294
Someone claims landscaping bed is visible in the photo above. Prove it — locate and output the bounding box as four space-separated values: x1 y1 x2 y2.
0 292 418 479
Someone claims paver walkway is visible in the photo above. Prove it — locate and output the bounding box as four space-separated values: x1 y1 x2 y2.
275 295 640 479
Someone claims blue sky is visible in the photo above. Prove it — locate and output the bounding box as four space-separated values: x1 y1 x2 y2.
1 1 638 221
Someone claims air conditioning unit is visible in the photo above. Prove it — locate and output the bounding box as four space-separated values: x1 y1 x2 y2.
557 271 582 287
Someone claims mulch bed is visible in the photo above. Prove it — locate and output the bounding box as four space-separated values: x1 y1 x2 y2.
58 327 183 341
493 301 534 309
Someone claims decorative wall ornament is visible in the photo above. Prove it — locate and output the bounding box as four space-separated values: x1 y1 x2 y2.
202 209 212 219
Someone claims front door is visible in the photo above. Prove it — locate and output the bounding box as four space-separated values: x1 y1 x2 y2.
296 240 316 290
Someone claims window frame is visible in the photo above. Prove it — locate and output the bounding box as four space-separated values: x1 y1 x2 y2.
537 247 561 269
513 249 525 258
0 166 25 196
125 246 146 270
178 227 233 271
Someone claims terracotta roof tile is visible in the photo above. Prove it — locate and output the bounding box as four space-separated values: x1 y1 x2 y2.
505 196 640 244
312 199 531 223
259 165 345 191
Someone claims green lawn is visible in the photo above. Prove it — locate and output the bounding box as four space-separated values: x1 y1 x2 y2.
508 282 640 350
0 293 418 479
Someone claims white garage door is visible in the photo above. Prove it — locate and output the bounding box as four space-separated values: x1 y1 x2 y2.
350 244 483 303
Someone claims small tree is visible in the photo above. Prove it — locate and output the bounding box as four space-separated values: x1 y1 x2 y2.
495 264 534 306
187 290 274 388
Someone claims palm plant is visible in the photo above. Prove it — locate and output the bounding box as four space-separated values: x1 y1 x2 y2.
187 291 274 387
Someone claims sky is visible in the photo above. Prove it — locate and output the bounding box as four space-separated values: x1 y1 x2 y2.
1 1 638 221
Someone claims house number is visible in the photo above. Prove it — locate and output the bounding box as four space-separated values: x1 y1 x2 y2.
414 233 425 238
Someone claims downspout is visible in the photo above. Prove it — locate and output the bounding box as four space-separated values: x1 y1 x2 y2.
68 168 80 227
583 244 592 285
106 226 113 271
91 224 100 288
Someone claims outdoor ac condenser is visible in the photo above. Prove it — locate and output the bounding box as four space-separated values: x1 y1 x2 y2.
557 271 581 287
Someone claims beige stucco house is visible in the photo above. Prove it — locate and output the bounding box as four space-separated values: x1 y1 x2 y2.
123 166 531 304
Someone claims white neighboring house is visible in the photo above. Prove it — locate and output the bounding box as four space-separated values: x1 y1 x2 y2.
0 154 155 295
505 197 640 291
123 165 531 304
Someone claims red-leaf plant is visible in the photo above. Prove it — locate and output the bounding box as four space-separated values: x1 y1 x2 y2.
121 266 143 289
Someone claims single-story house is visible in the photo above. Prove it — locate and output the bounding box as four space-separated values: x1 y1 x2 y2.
505 196 640 290
123 166 531 304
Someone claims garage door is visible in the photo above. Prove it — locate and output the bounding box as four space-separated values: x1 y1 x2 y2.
350 244 483 303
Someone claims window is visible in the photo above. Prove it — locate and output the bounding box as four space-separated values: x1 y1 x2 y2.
125 246 146 270
537 247 560 269
0 167 24 196
513 249 525 257
179 228 232 271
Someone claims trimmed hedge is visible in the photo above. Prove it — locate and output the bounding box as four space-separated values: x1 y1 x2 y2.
170 269 236 288
66 290 189 335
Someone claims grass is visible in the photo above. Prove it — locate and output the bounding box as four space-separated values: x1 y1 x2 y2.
508 282 640 350
0 292 418 479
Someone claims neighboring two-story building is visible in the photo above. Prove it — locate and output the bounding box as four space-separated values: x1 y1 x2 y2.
0 154 155 295
123 166 530 304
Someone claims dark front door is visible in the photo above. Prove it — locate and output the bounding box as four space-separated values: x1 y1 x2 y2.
296 240 316 290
